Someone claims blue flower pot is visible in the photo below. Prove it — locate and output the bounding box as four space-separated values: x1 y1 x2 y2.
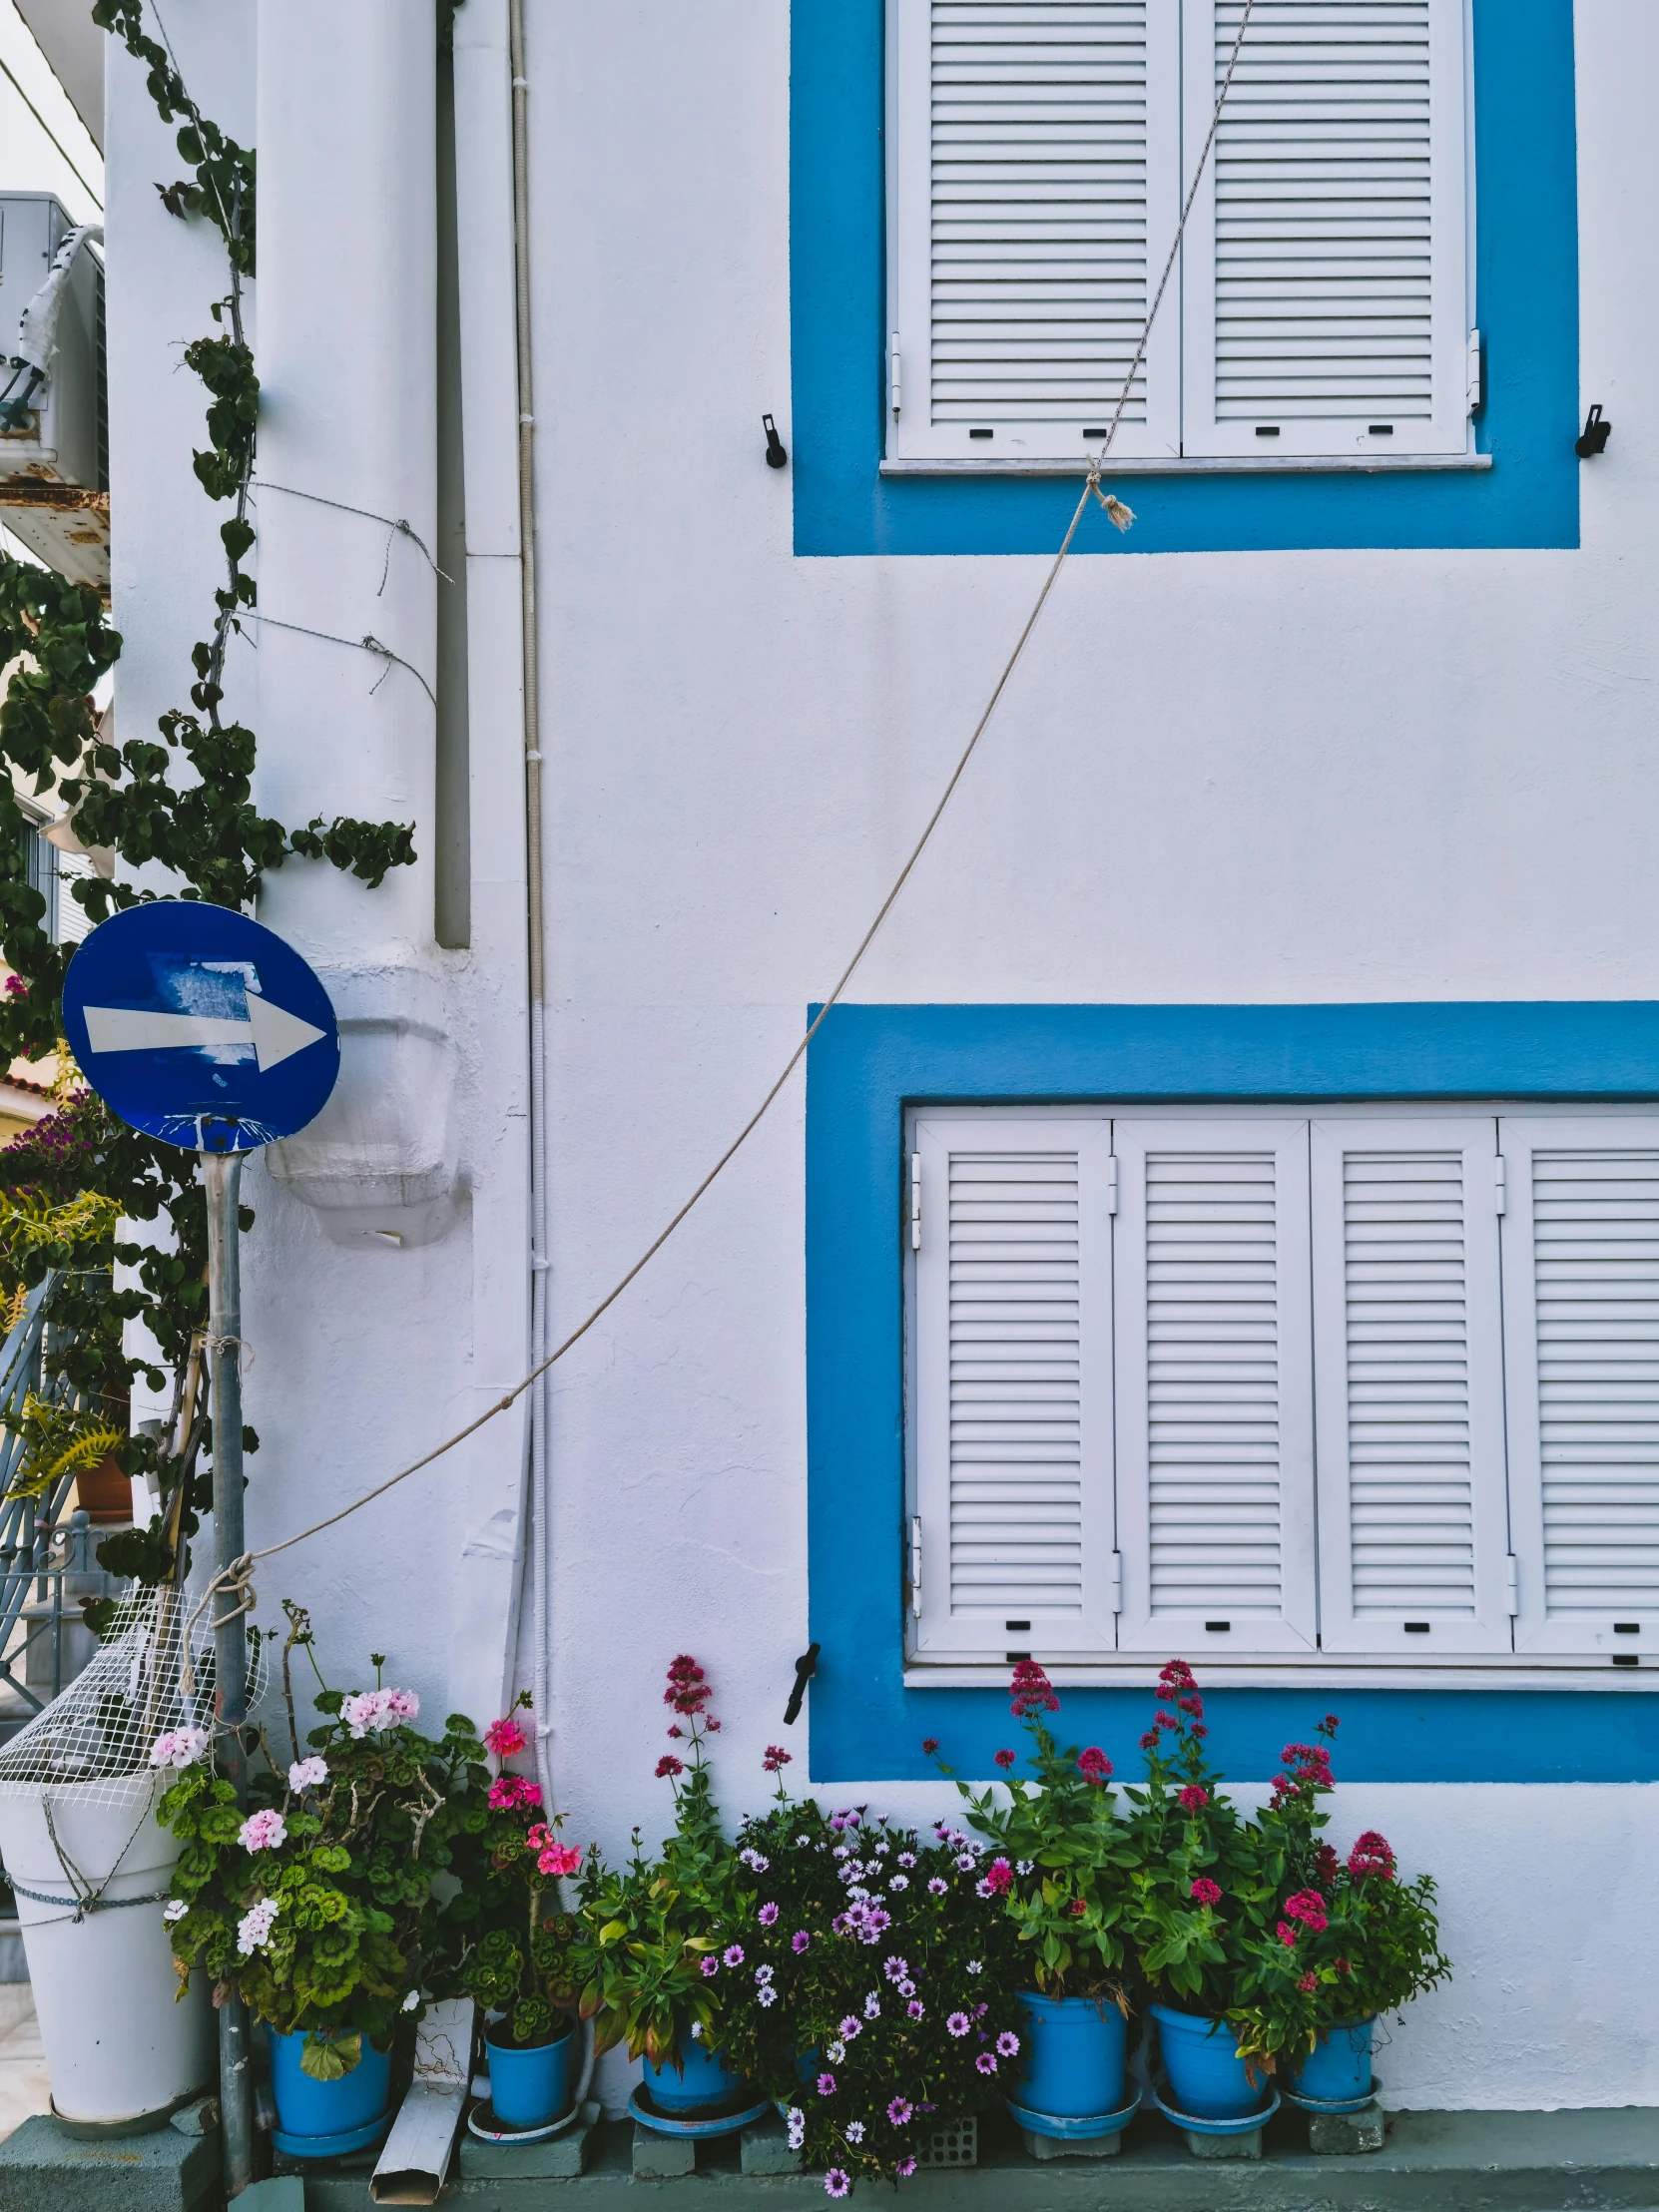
485 2022 578 2129
269 2028 391 2154
643 2035 747 2115
1016 1992 1128 2120
1151 2004 1258 2119
1289 2020 1375 2103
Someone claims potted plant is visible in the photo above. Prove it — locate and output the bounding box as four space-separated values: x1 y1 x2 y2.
933 1660 1138 2124
705 1751 1024 2192
157 1611 488 2157
573 1654 747 2115
1121 1660 1270 2120
447 1695 585 2130
1231 1718 1450 2098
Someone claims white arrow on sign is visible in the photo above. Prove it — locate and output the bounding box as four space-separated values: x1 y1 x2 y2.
83 993 326 1074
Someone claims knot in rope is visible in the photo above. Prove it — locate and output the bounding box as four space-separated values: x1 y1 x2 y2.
201 1332 255 1372
178 1554 258 1695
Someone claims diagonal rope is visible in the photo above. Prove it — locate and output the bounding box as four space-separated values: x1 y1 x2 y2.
222 0 1258 1578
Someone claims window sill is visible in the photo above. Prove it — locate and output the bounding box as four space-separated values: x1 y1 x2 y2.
904 1658 1655 1693
878 452 1494 479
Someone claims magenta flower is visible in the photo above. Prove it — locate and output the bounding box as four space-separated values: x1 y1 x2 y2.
1077 1746 1112 1783
882 1955 909 1983
947 2011 970 2037
1277 1921 1298 1948
484 1714 527 1758
817 2072 836 2097
759 1902 779 1926
1009 1658 1060 1717
792 1931 811 1952
655 1754 685 1780
976 2052 998 2075
763 1744 793 1774
985 1858 1013 1895
993 1749 1016 1771
907 1999 924 2020
896 2158 917 2179
838 2016 862 2041
1284 1889 1328 1931
538 1842 581 1878
239 1810 286 1853
996 2030 1020 2056
1190 1877 1222 1906
701 1956 720 1976
724 1944 745 1967
825 2171 849 2199
920 1737 939 1755
1177 1785 1208 1811
927 1877 947 1896
887 2097 912 2126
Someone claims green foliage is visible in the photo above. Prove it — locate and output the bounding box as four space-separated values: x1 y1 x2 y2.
703 1797 1026 2189
938 1685 1137 1997
158 1622 491 2060
572 1659 734 2064
442 1695 585 2047
1227 1724 1451 2068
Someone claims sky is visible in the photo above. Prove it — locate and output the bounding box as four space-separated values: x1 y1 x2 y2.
0 2 104 563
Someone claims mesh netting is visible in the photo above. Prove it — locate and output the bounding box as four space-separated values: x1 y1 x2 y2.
0 1587 266 1807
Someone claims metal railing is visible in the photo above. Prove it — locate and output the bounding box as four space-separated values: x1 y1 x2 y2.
0 1276 127 1716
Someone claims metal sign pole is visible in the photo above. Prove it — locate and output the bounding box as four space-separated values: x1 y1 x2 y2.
204 1147 255 2196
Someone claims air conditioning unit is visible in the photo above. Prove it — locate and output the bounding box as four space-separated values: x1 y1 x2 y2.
0 194 107 591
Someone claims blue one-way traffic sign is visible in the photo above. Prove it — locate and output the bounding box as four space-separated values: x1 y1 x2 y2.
62 901 339 1151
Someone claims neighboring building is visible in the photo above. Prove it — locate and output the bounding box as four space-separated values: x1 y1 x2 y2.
80 0 1659 2114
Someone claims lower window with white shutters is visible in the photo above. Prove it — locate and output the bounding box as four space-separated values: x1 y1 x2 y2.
905 1104 1659 1681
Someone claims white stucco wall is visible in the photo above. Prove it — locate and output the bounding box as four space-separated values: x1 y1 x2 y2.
100 0 1659 2117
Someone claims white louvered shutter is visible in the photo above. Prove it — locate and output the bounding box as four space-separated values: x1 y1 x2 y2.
1309 1119 1511 1654
911 1114 1116 1658
1500 1118 1659 1658
888 0 1180 462
1113 1118 1317 1654
1180 0 1469 457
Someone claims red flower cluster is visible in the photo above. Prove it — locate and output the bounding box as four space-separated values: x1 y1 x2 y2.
1349 1830 1395 1881
1154 1658 1197 1702
1067 1898 1087 1918
1190 1877 1222 1907
1009 1659 1060 1718
665 1654 713 1717
1077 1746 1112 1784
655 1753 685 1780
484 1713 528 1759
921 1737 940 1756
1297 1971 1318 1992
1177 1785 1209 1812
487 1774 541 1812
1270 1737 1336 1804
763 1744 793 1773
1314 1842 1341 1884
985 1857 1014 1895
1284 1888 1328 1932
993 1749 1016 1771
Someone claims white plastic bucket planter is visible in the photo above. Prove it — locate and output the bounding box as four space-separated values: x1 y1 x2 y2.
0 1777 213 2129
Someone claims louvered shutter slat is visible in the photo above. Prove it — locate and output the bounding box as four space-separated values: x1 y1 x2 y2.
890 0 1180 460
912 1115 1115 1657
1113 1118 1317 1653
1180 0 1468 456
1501 1118 1659 1655
1310 1120 1512 1654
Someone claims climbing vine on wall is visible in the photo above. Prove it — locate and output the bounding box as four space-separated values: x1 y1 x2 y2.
0 3 422 1573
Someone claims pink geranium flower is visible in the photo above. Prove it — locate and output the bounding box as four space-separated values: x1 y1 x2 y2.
239 1809 286 1853
485 1714 527 1758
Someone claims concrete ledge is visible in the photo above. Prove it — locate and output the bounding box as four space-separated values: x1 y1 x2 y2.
0 2111 220 2211
291 2105 1659 2209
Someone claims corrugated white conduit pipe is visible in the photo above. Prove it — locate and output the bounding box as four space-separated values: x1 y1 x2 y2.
508 0 596 2116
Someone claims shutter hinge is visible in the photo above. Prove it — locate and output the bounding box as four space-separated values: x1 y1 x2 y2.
1110 1551 1123 1614
1466 329 1483 415
909 1152 921 1252
1505 1554 1520 1616
909 1516 923 1617
890 334 901 419
1107 1155 1119 1216
1494 1155 1507 1215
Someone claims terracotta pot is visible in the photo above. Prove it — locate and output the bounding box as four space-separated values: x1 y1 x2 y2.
73 1452 133 1523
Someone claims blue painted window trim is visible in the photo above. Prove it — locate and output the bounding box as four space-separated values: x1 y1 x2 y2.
790 0 1580 558
806 1003 1659 1784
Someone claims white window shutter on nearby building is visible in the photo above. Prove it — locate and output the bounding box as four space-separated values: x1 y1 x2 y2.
1112 1118 1317 1654
1310 1118 1511 1653
1180 0 1469 458
1500 1118 1659 1658
910 1114 1116 1657
888 0 1181 462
